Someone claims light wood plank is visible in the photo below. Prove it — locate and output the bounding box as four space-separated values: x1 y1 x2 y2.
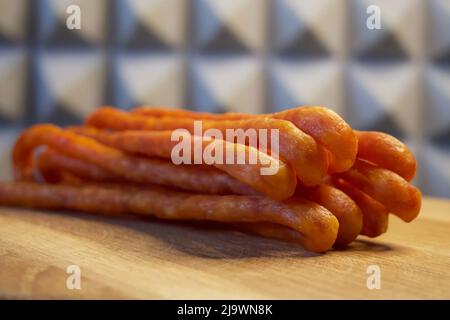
0 197 449 299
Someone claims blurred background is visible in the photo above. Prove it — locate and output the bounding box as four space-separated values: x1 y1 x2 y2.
0 0 449 197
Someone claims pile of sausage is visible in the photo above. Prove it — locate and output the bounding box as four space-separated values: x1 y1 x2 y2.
0 106 421 253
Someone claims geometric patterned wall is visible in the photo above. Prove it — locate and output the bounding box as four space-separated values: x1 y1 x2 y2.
0 0 449 197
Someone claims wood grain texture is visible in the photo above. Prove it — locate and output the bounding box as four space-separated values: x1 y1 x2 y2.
0 197 449 299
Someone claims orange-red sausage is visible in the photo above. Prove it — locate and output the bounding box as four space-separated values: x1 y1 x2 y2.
0 181 339 252
336 159 421 222
332 177 389 237
12 124 258 196
297 184 362 246
69 126 297 200
133 106 357 173
87 107 329 186
356 131 416 181
36 147 121 183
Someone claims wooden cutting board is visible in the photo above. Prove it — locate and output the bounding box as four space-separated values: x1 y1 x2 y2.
0 197 449 299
